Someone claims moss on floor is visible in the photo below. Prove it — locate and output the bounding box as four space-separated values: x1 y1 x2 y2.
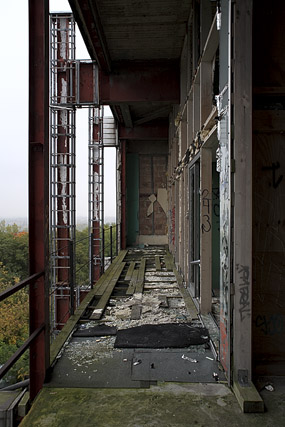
20 383 285 427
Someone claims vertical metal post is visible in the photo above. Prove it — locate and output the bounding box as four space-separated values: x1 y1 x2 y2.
88 107 104 284
116 223 118 256
69 240 75 315
102 227 105 273
110 226 113 262
121 140 127 249
28 0 50 400
90 233 94 288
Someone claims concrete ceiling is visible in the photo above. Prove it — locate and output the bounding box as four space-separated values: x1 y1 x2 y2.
69 0 192 131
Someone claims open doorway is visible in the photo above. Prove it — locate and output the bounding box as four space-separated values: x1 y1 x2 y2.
189 157 200 300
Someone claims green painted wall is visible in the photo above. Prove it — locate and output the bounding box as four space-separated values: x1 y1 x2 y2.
126 153 139 246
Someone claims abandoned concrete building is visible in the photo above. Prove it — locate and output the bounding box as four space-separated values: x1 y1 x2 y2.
1 0 285 424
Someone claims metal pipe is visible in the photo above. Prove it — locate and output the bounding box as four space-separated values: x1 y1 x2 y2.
102 227 105 273
110 225 113 262
116 223 119 256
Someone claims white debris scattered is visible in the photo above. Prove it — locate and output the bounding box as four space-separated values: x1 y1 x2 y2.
182 354 198 363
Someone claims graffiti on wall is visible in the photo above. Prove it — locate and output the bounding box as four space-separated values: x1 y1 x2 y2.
262 161 283 189
201 189 211 233
219 109 231 372
255 313 284 336
236 264 251 322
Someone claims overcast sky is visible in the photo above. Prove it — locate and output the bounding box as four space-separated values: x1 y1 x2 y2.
0 0 116 222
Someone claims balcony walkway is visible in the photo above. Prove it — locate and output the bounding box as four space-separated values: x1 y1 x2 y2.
20 247 285 426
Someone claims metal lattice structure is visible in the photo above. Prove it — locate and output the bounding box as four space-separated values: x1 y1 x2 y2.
50 13 102 332
50 14 76 331
88 107 104 285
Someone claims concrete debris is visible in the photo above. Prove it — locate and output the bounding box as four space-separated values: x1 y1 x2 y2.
64 337 121 366
265 384 274 392
144 276 177 282
213 372 219 381
182 355 198 363
145 271 176 277
99 286 192 332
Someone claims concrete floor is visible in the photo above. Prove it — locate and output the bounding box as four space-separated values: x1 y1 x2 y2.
19 249 285 426
20 381 285 427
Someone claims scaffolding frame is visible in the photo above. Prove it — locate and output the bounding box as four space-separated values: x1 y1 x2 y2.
50 14 76 332
88 107 104 286
50 13 103 332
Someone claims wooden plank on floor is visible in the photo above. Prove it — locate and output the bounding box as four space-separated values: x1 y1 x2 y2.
95 250 128 296
90 262 126 320
164 254 173 271
126 269 138 295
155 255 161 271
50 249 128 363
125 261 136 281
135 258 146 294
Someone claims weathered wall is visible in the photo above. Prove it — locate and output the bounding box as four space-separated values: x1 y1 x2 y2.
126 140 168 245
252 0 285 375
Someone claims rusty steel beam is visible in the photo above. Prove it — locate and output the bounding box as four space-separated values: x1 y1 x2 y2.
78 61 99 105
119 120 169 140
100 60 180 104
28 0 50 400
69 0 111 72
77 60 179 104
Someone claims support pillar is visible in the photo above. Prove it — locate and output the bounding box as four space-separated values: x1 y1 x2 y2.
232 0 263 412
200 147 212 314
28 0 50 400
121 140 126 249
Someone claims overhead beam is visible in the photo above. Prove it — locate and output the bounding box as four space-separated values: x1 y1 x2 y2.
69 0 112 72
134 106 171 126
119 104 133 128
119 120 168 140
100 61 180 104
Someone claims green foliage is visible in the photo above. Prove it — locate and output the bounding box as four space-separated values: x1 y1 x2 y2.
75 227 89 287
0 262 29 385
0 220 29 281
75 224 118 286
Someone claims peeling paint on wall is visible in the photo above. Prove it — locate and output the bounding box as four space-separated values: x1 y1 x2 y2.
157 188 168 214
147 194 156 216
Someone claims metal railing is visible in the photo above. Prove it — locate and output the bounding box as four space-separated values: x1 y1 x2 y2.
0 272 45 380
0 224 119 383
